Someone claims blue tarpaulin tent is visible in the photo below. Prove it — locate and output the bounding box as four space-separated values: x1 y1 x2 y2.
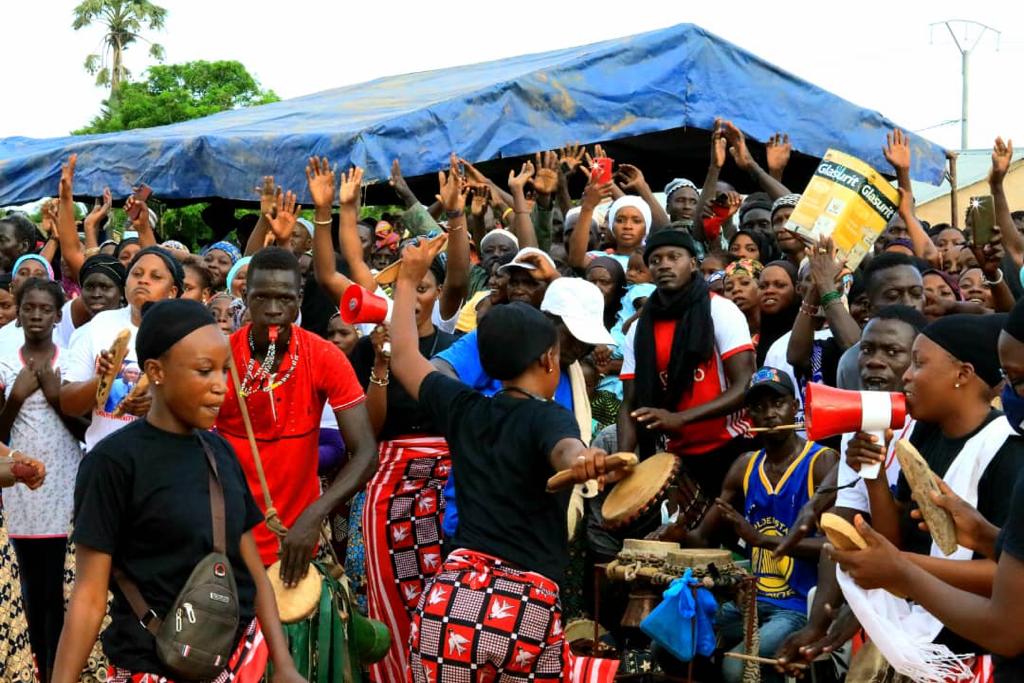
0 23 948 205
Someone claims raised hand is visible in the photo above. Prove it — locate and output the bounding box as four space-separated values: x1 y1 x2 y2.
124 190 151 232
615 163 649 194
507 160 535 195
305 157 335 208
883 129 911 173
766 132 792 177
59 154 77 203
389 158 417 206
558 143 585 175
469 184 491 217
86 187 113 229
41 199 59 238
266 189 300 243
436 153 466 212
711 124 728 170
722 120 753 171
531 151 559 195
399 233 448 286
339 166 364 207
581 178 614 210
809 235 841 302
990 137 1014 185
256 175 277 217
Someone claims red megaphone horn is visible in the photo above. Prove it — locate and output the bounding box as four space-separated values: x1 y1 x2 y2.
341 284 393 354
341 284 392 325
805 383 906 479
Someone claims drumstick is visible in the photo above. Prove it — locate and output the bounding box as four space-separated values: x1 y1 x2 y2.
723 652 807 669
747 423 804 433
546 453 638 492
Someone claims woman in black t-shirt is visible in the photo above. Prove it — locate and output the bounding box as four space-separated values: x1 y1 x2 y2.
389 237 618 683
52 300 304 683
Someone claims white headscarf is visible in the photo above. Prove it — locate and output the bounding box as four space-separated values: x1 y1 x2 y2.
607 196 652 239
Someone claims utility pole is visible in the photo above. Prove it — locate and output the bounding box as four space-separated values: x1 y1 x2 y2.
931 20 1000 150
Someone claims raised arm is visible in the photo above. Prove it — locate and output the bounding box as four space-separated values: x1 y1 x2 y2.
336 166 376 291
55 156 86 279
884 129 940 266
83 188 112 253
437 154 470 319
507 161 539 249
693 123 728 245
616 163 671 232
307 158 361 303
568 178 613 270
245 177 278 256
264 188 301 250
391 236 450 401
766 132 792 182
990 137 1023 269
124 192 157 248
723 120 791 199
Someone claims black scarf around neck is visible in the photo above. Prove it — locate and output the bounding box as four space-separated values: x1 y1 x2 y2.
633 274 714 456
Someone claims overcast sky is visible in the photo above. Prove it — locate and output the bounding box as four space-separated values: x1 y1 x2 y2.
4 1 1023 152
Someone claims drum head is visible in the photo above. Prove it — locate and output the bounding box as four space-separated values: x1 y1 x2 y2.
602 453 679 528
267 560 321 623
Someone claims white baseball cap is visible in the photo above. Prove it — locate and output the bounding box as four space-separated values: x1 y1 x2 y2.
540 277 615 346
497 247 556 275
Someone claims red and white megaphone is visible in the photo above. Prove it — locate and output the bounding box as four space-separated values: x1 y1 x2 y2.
805 383 907 479
341 284 393 355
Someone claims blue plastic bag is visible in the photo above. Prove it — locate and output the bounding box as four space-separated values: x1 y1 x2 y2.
640 569 718 662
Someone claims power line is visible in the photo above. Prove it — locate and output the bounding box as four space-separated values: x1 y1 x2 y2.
930 20 1001 149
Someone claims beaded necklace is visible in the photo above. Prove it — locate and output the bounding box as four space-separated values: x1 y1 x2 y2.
241 326 300 408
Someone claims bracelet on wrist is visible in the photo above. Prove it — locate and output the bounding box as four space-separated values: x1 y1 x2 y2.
984 268 1004 286
819 290 843 307
445 209 464 220
501 207 514 221
313 217 332 226
369 370 390 387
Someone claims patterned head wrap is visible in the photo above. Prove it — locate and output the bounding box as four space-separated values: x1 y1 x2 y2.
663 178 699 201
201 240 242 264
771 194 802 216
724 258 764 280
11 254 54 281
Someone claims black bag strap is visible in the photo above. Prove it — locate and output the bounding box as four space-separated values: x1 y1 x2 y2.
113 432 227 635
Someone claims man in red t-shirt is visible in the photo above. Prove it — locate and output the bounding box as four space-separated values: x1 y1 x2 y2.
619 230 756 497
216 247 377 586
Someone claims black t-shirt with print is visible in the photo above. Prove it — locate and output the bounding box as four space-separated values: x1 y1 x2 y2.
418 371 580 585
895 411 1024 657
73 419 264 677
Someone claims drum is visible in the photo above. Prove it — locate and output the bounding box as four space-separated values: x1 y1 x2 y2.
600 453 710 536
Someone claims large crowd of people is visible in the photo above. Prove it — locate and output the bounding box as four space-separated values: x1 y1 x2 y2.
0 118 1022 683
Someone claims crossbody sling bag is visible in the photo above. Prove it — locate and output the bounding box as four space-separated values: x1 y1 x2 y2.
113 434 240 680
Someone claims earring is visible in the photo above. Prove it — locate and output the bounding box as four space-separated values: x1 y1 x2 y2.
546 368 553 374
954 383 961 389
154 381 161 386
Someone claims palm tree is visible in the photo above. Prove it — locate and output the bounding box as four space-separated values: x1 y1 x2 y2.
72 0 167 98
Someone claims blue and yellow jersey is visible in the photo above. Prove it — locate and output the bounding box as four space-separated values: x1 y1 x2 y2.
742 441 826 612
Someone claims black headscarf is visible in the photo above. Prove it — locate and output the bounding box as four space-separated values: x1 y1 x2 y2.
80 253 126 290
586 256 627 330
635 238 713 456
729 228 781 265
922 313 1007 388
136 299 217 364
127 246 185 297
756 259 800 367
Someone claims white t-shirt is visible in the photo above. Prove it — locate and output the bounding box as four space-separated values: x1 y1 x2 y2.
60 306 139 451
835 419 914 513
319 401 338 431
0 320 25 359
762 328 835 424
54 299 78 349
0 347 83 537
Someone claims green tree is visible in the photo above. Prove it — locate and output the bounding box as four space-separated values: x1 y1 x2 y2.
76 60 279 134
73 0 167 98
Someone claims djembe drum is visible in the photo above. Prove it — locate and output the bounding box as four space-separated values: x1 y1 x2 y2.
601 453 711 538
